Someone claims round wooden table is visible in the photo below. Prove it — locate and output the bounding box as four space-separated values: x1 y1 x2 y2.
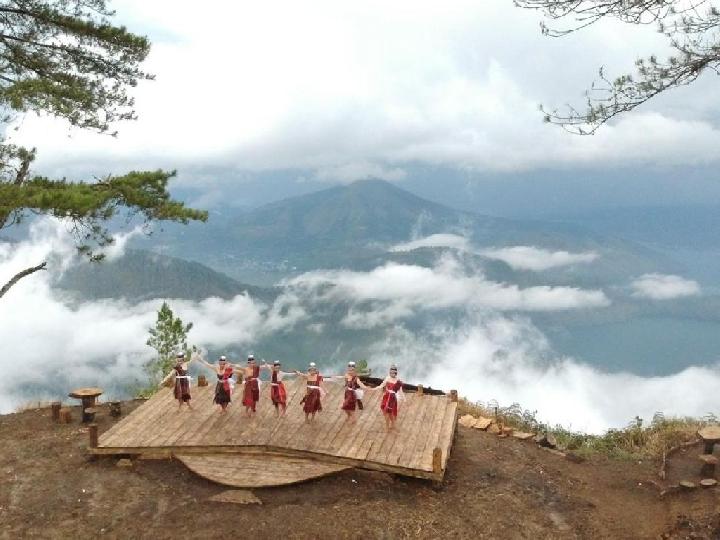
698 425 720 454
68 387 103 423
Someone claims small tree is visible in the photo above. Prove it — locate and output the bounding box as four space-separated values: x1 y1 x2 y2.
355 359 371 376
145 301 193 387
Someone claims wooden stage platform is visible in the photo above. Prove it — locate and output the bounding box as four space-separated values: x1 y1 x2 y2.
91 379 458 485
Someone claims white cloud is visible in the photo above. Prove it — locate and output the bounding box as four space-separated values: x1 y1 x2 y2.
0 219 301 412
480 246 599 271
284 255 609 328
3 0 718 184
390 236 599 272
314 162 408 184
631 273 701 300
367 316 720 434
390 233 470 253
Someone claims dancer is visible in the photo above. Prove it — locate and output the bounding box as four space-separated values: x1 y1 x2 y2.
261 360 295 416
240 354 261 416
378 364 404 431
161 352 194 411
339 361 369 423
197 355 235 413
295 362 325 423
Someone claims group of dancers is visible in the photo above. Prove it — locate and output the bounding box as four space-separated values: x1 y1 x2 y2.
163 353 405 431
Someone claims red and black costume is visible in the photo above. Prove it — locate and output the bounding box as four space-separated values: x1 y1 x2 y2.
301 375 323 414
242 364 261 411
270 370 287 409
341 375 360 411
213 365 234 405
381 379 403 417
173 363 191 402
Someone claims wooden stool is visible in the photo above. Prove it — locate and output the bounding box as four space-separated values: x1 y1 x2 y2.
68 387 103 423
698 425 720 455
83 407 98 423
58 407 73 424
699 454 718 478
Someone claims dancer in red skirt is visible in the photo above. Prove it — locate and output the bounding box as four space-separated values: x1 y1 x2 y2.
240 354 261 416
161 351 195 411
295 362 325 423
378 364 403 431
261 360 295 416
339 361 369 423
197 355 235 413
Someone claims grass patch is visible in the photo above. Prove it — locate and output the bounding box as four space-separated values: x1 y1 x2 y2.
458 397 715 460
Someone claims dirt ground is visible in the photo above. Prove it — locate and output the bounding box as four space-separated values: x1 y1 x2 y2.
1 401 719 540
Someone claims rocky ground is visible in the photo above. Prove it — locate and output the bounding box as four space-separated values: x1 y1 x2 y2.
1 401 719 539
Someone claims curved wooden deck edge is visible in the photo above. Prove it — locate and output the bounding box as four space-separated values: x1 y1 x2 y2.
89 444 448 481
177 454 351 488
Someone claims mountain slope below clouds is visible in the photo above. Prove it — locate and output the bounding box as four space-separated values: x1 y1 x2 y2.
57 249 275 302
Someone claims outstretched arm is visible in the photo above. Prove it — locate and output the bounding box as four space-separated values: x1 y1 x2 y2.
160 368 174 386
195 356 214 371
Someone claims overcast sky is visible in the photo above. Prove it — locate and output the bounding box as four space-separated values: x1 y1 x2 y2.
6 0 720 212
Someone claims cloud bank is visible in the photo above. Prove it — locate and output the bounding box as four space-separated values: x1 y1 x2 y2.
283 255 610 329
480 246 599 271
0 219 298 412
367 316 720 433
390 234 599 271
1 224 717 434
631 273 701 300
4 1 720 185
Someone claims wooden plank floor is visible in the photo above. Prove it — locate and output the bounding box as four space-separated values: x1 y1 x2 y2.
94 379 458 481
176 454 351 488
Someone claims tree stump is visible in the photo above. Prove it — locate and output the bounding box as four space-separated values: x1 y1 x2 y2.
698 454 718 478
83 407 98 423
109 401 122 418
198 375 208 387
58 408 72 424
51 402 61 422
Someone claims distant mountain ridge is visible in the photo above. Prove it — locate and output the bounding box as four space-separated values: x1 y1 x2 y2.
130 179 673 285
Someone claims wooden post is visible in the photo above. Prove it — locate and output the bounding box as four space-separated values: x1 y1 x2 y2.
198 375 208 387
432 447 442 474
51 402 61 422
59 408 72 424
88 424 98 448
449 389 458 402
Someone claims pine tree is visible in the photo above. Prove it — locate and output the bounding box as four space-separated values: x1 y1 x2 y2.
515 0 720 133
0 1 207 299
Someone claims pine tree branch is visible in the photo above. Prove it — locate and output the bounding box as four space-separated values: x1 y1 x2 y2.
0 261 46 299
